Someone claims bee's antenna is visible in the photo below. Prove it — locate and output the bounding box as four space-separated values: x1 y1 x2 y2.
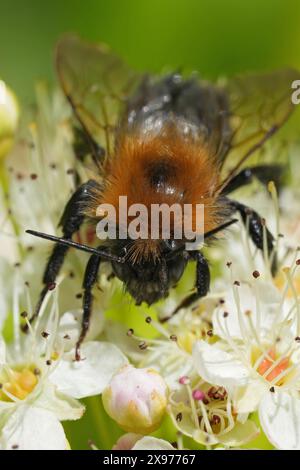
25 230 124 263
165 219 238 260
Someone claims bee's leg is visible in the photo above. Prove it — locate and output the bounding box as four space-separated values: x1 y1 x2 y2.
75 251 101 361
27 179 99 327
162 251 210 321
228 199 277 275
221 164 283 195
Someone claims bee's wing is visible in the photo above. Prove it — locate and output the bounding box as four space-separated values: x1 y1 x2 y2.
219 68 299 187
56 34 141 167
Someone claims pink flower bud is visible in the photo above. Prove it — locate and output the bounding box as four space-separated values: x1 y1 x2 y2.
102 364 168 434
112 433 143 450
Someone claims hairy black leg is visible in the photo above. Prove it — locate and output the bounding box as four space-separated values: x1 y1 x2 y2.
158 258 169 297
222 164 283 195
162 251 210 322
29 179 99 326
228 199 277 275
76 251 101 361
73 126 105 167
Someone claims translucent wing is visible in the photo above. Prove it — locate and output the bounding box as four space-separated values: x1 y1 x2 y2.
56 34 141 165
218 68 299 188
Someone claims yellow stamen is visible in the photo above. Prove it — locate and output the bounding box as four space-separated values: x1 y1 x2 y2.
0 367 38 402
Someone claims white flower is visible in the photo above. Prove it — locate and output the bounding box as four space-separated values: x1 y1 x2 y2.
102 364 168 434
193 258 300 449
0 283 127 450
168 375 258 448
106 300 215 389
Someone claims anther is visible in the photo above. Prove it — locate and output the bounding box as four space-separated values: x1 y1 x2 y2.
170 334 177 341
208 387 217 399
41 331 49 339
138 341 147 350
30 173 38 180
47 282 56 291
252 270 260 278
192 389 206 401
145 316 152 323
179 376 190 385
234 280 240 286
211 415 221 425
270 386 275 393
207 330 213 337
223 311 229 318
46 360 52 366
20 311 28 318
127 328 134 337
176 412 183 422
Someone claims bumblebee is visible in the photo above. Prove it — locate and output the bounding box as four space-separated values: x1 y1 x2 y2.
27 35 299 359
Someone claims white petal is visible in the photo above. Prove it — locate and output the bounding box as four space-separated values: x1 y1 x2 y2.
259 390 300 450
219 420 259 447
34 381 84 420
133 436 175 450
193 340 250 388
58 309 105 350
105 320 144 363
234 380 267 413
213 282 279 341
50 341 128 399
0 405 68 450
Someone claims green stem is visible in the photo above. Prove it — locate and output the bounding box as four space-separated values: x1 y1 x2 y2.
86 395 116 450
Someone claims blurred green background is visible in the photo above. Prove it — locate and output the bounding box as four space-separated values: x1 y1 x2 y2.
1 0 299 450
1 0 300 104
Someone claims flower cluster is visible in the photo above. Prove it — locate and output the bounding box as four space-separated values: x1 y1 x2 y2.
0 80 299 450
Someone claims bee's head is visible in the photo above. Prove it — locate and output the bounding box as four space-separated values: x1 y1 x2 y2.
110 238 187 305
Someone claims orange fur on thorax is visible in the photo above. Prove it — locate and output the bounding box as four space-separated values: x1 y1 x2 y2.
87 128 223 260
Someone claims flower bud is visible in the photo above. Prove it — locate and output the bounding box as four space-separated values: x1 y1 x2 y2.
102 364 168 434
0 80 19 160
112 433 143 450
